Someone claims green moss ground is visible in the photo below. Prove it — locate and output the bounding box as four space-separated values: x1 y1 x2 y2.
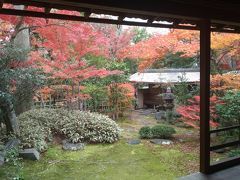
0 141 198 180
0 112 199 180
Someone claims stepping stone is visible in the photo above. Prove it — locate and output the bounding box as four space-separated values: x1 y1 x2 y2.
178 139 187 143
150 139 173 145
62 140 85 151
186 132 194 136
19 148 40 161
127 139 141 145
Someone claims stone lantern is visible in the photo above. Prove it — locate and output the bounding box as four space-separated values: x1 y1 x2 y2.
155 87 175 121
162 87 174 110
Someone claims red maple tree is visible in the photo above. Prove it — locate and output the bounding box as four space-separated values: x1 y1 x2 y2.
1 6 128 82
92 23 136 60
1 6 125 104
176 96 222 129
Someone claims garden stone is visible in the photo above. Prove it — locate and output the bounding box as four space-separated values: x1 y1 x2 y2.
186 132 194 136
155 111 165 121
62 140 85 151
5 139 21 151
178 139 186 143
150 139 173 145
19 148 40 161
127 139 141 145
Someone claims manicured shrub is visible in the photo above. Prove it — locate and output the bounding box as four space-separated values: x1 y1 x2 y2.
18 109 54 151
139 125 176 139
151 125 176 139
139 126 152 139
18 109 121 152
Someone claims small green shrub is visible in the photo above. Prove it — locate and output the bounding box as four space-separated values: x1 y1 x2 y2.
18 109 121 152
216 91 240 139
139 126 152 139
165 110 175 124
217 91 240 128
5 147 24 179
151 125 176 139
139 125 176 139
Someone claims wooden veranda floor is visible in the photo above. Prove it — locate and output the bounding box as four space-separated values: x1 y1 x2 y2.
178 165 240 180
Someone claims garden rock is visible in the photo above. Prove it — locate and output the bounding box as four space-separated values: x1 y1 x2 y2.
127 139 141 145
5 139 21 151
62 140 85 151
155 111 165 121
19 148 40 160
150 139 173 145
186 132 194 136
178 139 186 143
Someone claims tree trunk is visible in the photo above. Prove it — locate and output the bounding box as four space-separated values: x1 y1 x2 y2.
13 5 30 51
13 5 32 115
1 99 20 136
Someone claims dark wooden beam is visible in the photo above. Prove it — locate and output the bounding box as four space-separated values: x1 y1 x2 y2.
0 0 4 9
200 18 211 174
1 7 240 34
173 19 181 28
44 7 51 14
34 0 240 25
147 18 153 25
118 15 124 22
210 156 240 173
4 0 240 26
1 1 239 33
84 10 91 19
0 8 198 30
210 140 240 151
210 125 240 134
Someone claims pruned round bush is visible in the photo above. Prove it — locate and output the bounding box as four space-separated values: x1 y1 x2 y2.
151 125 176 139
18 109 121 152
139 125 176 139
139 126 152 139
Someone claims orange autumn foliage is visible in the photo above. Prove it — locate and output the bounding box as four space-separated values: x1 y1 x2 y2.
119 30 240 71
211 73 240 91
118 30 199 70
211 33 240 71
108 83 135 114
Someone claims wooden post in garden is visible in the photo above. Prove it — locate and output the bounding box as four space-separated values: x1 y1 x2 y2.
49 95 52 108
200 19 211 174
78 82 81 110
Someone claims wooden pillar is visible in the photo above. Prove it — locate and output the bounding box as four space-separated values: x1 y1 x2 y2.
200 19 211 174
